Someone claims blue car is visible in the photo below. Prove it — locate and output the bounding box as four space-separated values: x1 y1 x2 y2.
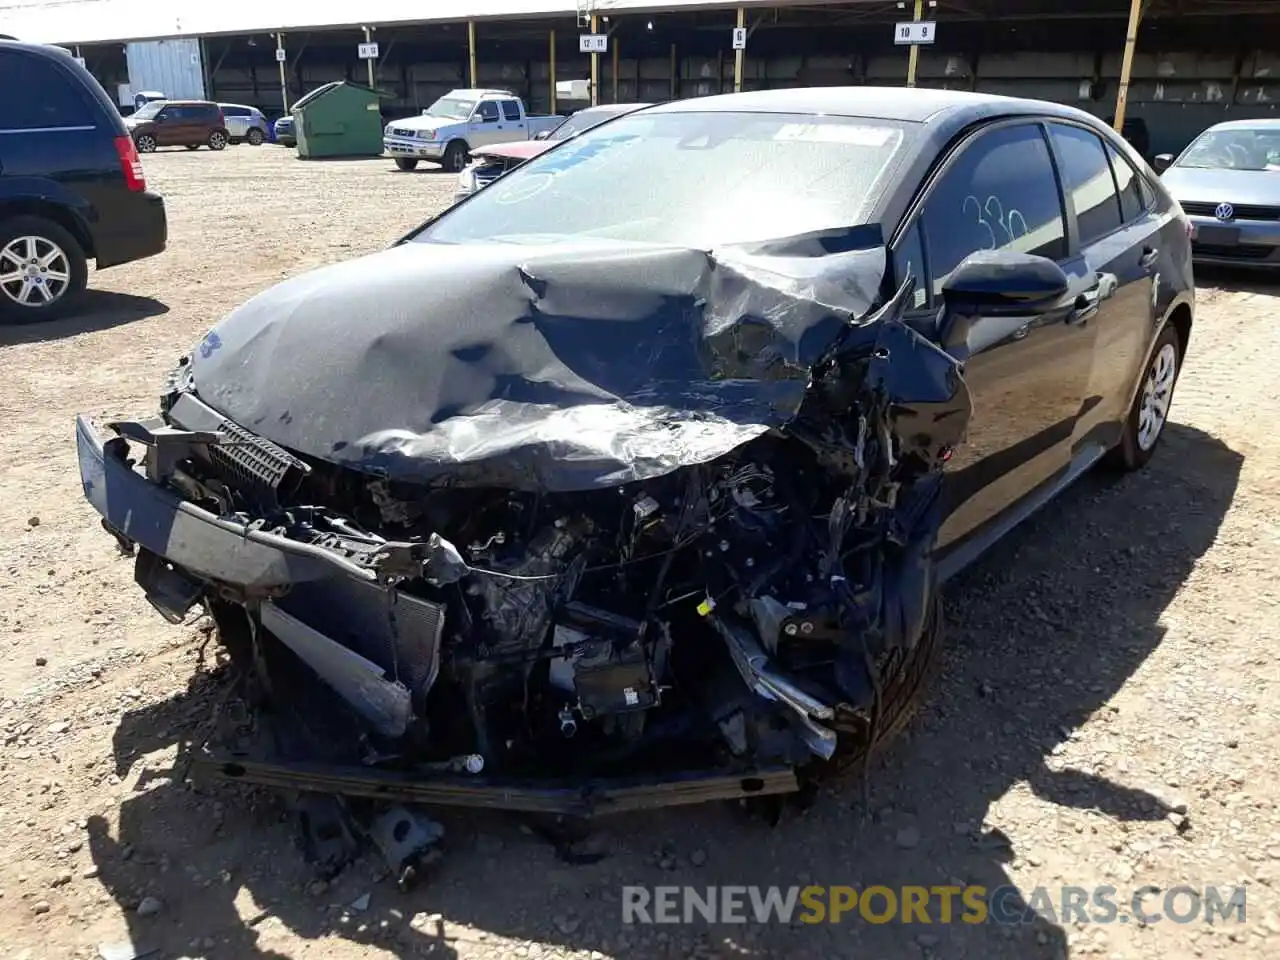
273 115 295 147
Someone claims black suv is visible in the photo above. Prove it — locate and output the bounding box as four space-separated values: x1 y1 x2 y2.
0 41 167 322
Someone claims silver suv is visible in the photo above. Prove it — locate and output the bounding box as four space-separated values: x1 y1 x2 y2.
218 104 269 145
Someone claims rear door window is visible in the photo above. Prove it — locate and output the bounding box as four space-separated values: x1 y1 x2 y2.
0 51 95 130
501 100 521 122
1048 124 1124 244
920 122 1067 296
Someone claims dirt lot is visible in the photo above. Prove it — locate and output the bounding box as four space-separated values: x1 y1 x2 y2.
1 145 1279 960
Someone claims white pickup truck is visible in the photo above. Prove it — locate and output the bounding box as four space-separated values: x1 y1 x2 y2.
383 89 565 173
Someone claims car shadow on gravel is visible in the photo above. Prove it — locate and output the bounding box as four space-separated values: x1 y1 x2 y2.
87 421 1240 960
1194 265 1280 294
0 291 168 346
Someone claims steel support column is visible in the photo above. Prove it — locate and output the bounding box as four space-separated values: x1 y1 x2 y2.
906 0 923 87
1113 0 1145 132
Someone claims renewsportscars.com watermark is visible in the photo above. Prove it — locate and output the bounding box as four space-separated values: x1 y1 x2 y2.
622 885 1246 926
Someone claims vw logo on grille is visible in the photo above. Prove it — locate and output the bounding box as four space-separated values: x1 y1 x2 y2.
1214 202 1235 221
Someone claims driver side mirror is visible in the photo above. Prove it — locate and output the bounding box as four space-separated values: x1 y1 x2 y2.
1153 153 1174 173
939 250 1070 352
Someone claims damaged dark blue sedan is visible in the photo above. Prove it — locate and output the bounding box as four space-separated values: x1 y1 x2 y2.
76 88 1194 842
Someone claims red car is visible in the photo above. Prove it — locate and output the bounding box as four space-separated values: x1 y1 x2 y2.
454 102 650 201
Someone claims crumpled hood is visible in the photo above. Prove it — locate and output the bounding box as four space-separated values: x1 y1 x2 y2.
190 232 885 492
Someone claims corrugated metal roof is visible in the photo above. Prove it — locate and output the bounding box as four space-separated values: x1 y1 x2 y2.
0 0 840 47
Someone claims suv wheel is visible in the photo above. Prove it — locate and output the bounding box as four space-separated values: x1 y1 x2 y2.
135 134 157 153
208 130 228 151
394 158 419 172
246 128 265 146
0 216 88 323
186 144 200 151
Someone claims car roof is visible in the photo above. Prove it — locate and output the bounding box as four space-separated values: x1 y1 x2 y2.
164 100 216 106
649 86 1101 128
0 39 64 59
1202 118 1280 131
576 102 652 114
219 102 260 110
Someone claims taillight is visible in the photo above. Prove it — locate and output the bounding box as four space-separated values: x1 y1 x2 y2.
113 135 146 192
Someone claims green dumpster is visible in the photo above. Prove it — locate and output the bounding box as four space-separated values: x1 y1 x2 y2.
292 81 384 159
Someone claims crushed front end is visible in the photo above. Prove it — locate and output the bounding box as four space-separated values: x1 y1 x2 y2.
76 232 970 825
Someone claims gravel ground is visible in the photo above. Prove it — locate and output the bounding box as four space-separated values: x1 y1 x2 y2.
1 145 1279 960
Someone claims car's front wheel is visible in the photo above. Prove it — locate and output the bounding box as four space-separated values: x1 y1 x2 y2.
0 216 89 324
246 127 265 146
394 157 419 172
1104 323 1183 472
441 141 469 173
135 134 157 153
208 130 228 151
820 591 944 780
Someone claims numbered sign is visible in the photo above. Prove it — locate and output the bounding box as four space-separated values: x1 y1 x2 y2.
357 42 380 60
894 21 937 45
732 27 748 51
275 48 287 63
579 34 608 54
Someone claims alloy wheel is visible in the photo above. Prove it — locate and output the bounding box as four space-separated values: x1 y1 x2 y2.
136 134 156 153
0 235 72 309
209 131 228 150
1137 342 1178 451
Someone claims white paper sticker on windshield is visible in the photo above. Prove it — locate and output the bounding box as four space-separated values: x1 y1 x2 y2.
772 124 896 146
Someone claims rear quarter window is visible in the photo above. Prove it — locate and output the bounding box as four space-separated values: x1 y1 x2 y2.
0 51 95 129
1105 141 1146 222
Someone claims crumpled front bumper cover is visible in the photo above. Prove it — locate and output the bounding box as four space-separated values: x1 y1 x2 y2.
77 414 806 814
75 414 372 591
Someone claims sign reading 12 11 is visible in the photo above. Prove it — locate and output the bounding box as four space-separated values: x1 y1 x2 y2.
894 21 937 45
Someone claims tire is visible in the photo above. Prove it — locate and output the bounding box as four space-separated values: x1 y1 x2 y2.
394 157 419 172
820 591 944 779
208 130 228 151
135 134 157 153
246 127 265 146
441 140 469 173
186 144 200 151
1103 323 1182 472
0 215 89 324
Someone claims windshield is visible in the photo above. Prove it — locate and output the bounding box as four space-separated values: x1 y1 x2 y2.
418 111 910 248
1178 127 1280 171
551 106 634 140
131 102 166 120
427 96 476 120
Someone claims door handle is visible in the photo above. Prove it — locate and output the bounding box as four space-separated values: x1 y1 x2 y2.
1139 245 1159 268
1067 286 1100 326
